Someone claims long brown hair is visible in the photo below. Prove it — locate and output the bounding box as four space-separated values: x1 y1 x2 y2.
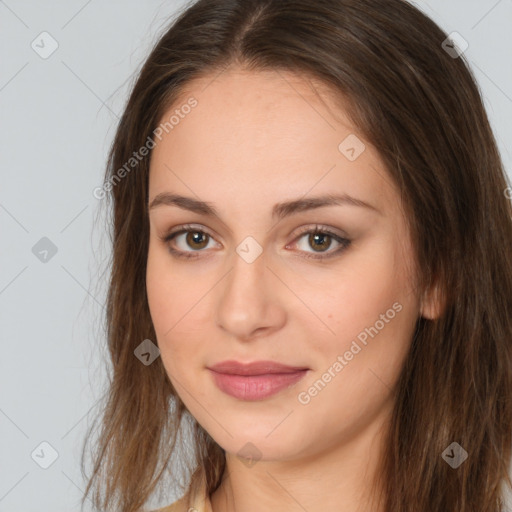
81 0 512 510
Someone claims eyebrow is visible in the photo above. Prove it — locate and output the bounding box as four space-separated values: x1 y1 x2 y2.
148 192 381 220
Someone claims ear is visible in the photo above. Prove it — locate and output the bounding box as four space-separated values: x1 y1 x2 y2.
420 280 446 320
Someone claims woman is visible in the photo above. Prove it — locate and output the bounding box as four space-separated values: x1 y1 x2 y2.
81 0 512 511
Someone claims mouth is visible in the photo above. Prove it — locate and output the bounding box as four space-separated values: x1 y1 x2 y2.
207 360 309 400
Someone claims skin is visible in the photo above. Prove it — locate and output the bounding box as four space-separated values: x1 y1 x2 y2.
146 66 440 512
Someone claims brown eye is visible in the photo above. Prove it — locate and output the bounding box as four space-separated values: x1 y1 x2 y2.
291 226 351 260
308 232 332 252
163 224 350 261
185 231 209 250
163 225 220 259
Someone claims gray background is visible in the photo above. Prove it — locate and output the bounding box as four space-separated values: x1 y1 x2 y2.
1 1 511 510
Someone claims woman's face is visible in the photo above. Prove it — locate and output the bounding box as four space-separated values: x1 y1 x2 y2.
146 67 424 462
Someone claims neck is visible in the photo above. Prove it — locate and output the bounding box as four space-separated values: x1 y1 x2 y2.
210 402 391 512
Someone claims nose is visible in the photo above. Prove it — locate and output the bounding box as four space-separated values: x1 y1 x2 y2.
215 246 287 341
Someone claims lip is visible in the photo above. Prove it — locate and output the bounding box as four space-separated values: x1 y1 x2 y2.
207 360 309 400
208 360 309 375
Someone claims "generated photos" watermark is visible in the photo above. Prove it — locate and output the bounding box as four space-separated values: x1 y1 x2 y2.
297 301 403 405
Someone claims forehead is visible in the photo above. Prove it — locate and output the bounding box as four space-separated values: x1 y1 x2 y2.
161 67 353 150
149 67 398 216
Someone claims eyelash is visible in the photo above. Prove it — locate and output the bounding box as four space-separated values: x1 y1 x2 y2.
161 223 351 261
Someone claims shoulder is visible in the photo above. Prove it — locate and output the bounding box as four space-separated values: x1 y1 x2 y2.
150 493 189 512
150 466 211 512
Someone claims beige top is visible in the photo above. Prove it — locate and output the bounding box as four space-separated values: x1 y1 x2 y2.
152 467 213 512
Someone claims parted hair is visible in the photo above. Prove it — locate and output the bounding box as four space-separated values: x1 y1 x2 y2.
81 1 512 511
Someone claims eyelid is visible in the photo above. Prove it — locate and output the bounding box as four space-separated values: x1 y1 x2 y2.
288 223 349 243
163 223 217 241
286 224 351 260
161 223 351 260
161 223 221 257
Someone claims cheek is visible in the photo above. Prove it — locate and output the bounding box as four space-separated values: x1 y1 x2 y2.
293 274 416 446
146 241 223 381
147 239 202 329
146 244 197 364
301 241 413 345
146 246 174 333
295 237 419 401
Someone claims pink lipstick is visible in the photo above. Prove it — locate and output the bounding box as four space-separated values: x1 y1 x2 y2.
207 360 309 400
